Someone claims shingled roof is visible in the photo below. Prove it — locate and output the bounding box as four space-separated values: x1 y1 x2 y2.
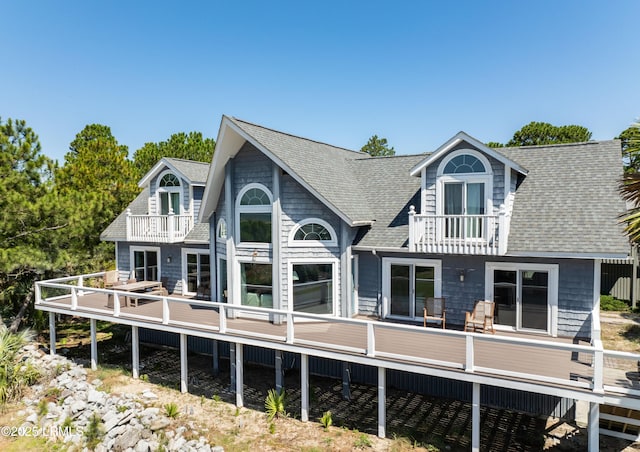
497 140 628 256
227 117 374 225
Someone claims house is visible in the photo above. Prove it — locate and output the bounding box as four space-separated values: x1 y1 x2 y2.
36 116 637 451
105 116 628 337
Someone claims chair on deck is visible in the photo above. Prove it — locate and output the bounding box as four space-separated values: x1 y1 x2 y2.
464 300 495 334
103 270 119 288
423 297 446 329
195 286 211 301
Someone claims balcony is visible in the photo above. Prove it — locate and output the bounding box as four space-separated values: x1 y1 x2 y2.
125 209 194 243
408 206 509 255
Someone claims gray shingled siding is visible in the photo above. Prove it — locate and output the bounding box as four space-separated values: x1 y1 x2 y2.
354 251 595 338
356 252 382 316
193 186 204 222
280 173 343 311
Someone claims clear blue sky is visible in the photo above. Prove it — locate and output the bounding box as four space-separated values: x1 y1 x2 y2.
2 1 639 163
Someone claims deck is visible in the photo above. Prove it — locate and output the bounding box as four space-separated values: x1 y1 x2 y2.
34 274 640 409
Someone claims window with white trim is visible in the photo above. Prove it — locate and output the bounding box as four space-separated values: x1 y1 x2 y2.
382 258 442 321
182 249 210 294
158 172 182 215
236 184 272 245
436 150 493 239
130 246 160 281
289 260 337 315
289 218 337 247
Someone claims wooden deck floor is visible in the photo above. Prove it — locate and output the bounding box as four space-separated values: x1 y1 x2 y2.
37 290 639 401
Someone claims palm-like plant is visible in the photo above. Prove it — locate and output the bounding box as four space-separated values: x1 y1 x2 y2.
264 389 287 421
620 171 640 242
0 326 36 404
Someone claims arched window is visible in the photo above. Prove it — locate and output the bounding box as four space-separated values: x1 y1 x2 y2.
160 173 181 187
436 150 493 239
443 154 486 174
289 219 337 247
157 172 182 215
236 184 273 245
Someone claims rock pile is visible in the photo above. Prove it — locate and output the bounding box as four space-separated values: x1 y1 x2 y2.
16 344 222 451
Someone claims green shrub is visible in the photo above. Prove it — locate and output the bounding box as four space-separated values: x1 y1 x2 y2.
0 327 38 405
601 295 630 311
354 433 372 448
319 410 333 430
163 402 180 419
84 413 104 449
264 389 287 421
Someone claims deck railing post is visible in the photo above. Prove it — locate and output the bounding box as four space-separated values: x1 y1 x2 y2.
408 206 416 251
367 322 375 357
286 312 294 344
162 297 170 324
593 341 604 394
78 275 85 297
219 305 227 333
465 334 474 372
114 292 121 317
125 208 132 241
35 282 42 304
71 287 78 310
168 211 175 243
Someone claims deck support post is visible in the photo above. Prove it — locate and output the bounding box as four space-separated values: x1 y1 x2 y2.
90 318 97 371
131 326 139 379
471 382 480 452
236 343 244 408
212 340 219 377
378 367 386 438
49 312 56 355
275 350 284 393
230 343 236 390
180 333 188 393
301 353 309 422
342 362 351 400
588 402 600 452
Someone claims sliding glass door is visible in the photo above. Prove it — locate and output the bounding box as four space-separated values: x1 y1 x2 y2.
385 259 441 321
488 263 557 335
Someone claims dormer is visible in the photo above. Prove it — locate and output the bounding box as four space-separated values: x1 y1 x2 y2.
125 158 209 243
408 132 527 255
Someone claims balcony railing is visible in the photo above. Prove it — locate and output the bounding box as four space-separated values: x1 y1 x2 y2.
408 206 509 255
125 209 194 243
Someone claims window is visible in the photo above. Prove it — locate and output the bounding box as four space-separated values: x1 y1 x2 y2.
291 262 335 315
382 258 441 321
158 172 181 215
131 247 160 281
240 262 272 307
289 219 337 247
217 257 227 302
486 262 559 335
183 249 210 294
236 184 272 245
443 154 486 174
217 218 227 242
437 151 492 240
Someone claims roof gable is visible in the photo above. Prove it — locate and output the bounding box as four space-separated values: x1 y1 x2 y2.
200 116 374 226
409 131 528 177
138 158 209 188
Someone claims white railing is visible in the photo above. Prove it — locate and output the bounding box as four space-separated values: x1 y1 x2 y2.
125 209 194 243
33 273 637 399
408 205 509 255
